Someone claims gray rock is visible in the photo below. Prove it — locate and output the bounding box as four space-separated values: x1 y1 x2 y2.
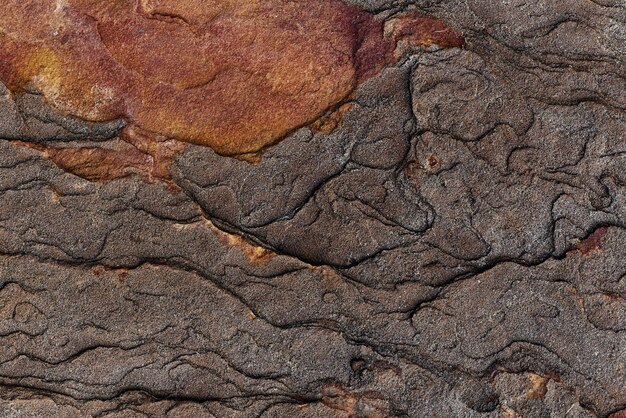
0 0 624 416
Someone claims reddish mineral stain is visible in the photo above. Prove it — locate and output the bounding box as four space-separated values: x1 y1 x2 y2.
0 1 464 161
567 226 608 256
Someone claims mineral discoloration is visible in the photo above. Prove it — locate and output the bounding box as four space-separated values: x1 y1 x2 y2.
568 226 609 256
11 128 184 182
0 0 624 416
526 373 549 400
0 0 463 157
321 382 390 418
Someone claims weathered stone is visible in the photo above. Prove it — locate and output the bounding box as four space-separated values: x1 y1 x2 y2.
0 0 624 416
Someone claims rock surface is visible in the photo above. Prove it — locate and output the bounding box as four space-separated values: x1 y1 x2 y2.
0 0 625 417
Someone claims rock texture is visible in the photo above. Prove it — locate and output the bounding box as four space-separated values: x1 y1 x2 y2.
0 0 625 417
0 0 462 155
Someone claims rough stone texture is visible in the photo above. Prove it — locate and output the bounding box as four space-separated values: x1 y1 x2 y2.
0 0 462 155
0 0 625 417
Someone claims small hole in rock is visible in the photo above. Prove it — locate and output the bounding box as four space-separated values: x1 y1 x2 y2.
350 358 367 373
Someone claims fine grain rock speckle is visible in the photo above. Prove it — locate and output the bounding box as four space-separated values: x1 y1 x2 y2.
0 0 625 417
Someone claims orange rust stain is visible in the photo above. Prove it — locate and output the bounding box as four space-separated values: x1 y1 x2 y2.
610 410 626 418
500 405 520 418
526 373 549 400
321 382 389 418
91 265 130 281
0 1 464 159
211 222 275 265
426 154 440 169
12 134 183 183
220 233 275 265
310 103 354 135
45 147 151 181
526 371 561 401
384 14 465 57
91 265 107 276
172 218 277 265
